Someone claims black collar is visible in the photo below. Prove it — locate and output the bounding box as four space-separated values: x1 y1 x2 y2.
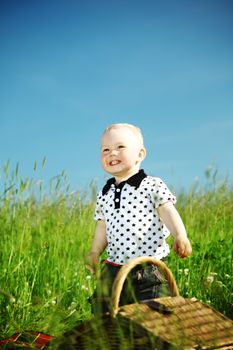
102 169 147 195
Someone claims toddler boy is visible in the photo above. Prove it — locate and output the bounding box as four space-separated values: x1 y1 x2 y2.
86 123 192 311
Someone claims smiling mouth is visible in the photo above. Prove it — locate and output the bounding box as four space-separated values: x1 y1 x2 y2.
109 160 121 166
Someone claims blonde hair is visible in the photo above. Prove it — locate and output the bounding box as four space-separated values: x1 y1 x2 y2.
102 123 144 147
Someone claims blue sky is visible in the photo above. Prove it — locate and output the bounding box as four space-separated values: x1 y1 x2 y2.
1 0 233 194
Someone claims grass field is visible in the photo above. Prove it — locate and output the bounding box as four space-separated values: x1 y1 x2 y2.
0 161 232 341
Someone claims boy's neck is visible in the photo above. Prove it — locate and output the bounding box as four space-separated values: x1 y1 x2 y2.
114 168 141 185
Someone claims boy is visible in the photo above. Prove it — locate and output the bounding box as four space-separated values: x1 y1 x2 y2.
85 123 192 310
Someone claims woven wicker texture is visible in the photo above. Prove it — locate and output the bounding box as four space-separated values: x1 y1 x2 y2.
110 257 233 349
118 296 233 349
50 315 171 350
49 257 233 350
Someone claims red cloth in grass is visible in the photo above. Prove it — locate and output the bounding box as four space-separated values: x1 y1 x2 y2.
0 331 53 349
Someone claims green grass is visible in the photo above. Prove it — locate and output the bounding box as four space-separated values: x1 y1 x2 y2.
0 161 232 342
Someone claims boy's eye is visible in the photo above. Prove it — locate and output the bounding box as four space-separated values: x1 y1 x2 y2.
102 148 109 153
118 145 125 149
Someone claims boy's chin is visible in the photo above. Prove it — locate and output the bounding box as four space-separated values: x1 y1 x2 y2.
104 167 123 176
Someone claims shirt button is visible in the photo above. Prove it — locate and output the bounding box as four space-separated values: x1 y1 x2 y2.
111 184 115 188
116 188 120 192
115 198 119 202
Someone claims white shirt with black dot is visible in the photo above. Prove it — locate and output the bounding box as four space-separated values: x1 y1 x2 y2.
94 175 176 265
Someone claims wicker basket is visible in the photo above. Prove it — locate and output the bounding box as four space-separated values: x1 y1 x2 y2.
51 257 233 350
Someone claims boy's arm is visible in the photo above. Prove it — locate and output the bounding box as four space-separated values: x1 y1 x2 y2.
85 220 108 274
157 202 192 258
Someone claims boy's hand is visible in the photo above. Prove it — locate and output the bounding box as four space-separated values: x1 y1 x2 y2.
173 236 192 258
84 251 99 275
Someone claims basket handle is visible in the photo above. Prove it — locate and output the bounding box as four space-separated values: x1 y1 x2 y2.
110 256 179 317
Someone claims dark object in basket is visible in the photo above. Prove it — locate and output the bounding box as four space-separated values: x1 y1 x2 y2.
49 257 233 350
139 299 173 314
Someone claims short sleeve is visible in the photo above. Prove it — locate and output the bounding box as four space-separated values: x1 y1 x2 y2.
151 177 176 208
94 191 105 221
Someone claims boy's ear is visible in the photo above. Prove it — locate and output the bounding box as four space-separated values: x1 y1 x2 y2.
138 147 146 161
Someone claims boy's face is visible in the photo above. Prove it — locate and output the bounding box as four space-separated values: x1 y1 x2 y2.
101 127 146 180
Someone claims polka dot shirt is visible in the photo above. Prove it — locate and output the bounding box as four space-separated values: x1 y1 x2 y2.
94 169 176 265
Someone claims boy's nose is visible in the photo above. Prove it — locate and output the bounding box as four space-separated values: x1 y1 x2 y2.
110 149 118 155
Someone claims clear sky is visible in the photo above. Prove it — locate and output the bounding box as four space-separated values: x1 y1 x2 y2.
1 0 233 195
